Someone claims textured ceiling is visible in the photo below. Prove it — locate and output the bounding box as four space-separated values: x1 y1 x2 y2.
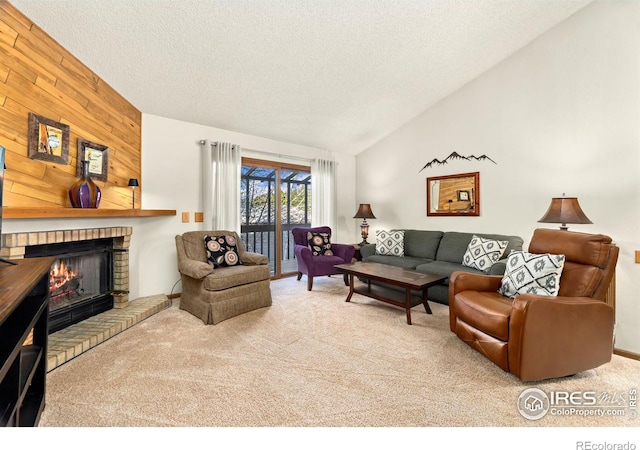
11 0 592 155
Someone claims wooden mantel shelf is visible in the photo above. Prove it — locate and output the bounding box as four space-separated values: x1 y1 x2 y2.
4 207 177 219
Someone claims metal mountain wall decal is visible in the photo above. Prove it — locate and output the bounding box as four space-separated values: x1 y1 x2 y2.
419 151 497 172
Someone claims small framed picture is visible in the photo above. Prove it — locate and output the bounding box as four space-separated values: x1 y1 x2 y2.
28 113 70 164
77 139 109 182
457 190 470 202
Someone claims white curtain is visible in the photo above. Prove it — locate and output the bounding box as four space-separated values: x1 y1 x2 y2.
201 140 241 231
311 158 337 232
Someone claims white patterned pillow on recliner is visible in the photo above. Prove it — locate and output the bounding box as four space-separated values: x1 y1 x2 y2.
498 251 566 299
462 235 509 272
375 230 405 256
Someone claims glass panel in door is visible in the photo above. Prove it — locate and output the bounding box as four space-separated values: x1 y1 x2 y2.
241 165 276 275
280 168 311 275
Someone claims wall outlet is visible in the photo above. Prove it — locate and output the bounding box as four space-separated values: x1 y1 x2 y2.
181 212 189 223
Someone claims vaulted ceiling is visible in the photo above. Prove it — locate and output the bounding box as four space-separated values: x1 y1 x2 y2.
11 0 592 154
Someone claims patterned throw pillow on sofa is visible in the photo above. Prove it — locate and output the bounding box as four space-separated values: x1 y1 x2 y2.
307 232 333 256
204 235 243 268
498 251 565 298
462 235 509 272
376 230 405 256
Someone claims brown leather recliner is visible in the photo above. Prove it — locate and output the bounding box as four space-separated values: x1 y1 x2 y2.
449 228 619 381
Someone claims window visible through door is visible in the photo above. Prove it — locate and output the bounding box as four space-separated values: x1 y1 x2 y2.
240 158 311 278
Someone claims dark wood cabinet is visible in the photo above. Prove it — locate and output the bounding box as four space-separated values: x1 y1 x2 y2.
0 257 54 427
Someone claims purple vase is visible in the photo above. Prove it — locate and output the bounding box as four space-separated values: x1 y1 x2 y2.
69 161 101 208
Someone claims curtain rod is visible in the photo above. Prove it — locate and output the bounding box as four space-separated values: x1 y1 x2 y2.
200 140 316 163
199 141 339 165
243 148 314 163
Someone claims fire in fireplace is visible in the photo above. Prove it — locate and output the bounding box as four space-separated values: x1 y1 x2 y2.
50 259 79 302
26 238 116 333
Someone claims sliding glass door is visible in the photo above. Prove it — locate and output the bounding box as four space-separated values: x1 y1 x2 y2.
240 158 311 277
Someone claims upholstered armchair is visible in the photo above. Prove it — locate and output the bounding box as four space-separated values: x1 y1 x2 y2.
292 226 356 291
175 230 272 325
449 228 618 382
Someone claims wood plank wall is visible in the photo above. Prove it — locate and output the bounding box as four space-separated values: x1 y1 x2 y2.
0 1 142 210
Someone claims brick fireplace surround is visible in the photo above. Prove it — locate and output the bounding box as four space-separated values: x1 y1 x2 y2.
2 226 132 307
1 226 171 371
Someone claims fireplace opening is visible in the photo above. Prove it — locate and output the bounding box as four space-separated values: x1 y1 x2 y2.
25 238 115 333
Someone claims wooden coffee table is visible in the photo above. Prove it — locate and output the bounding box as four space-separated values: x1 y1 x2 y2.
334 261 447 325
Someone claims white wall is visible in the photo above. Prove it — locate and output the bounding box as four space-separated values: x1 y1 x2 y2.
356 1 640 354
4 115 356 300
139 114 356 296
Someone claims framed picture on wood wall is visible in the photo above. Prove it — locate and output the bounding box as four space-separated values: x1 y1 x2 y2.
76 138 109 182
27 113 70 165
457 190 470 201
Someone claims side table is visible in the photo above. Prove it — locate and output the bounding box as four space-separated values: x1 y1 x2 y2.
352 244 362 262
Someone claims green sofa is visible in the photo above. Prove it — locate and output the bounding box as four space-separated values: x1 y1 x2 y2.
359 230 524 305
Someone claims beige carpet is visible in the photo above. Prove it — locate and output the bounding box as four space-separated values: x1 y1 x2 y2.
39 275 639 427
